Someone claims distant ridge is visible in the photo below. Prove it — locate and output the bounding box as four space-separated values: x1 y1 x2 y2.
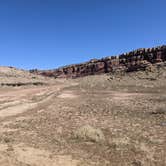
30 45 166 78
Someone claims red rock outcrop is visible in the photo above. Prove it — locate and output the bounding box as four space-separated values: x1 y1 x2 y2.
30 45 166 78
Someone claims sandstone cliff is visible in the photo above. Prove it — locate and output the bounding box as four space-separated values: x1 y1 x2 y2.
30 45 166 78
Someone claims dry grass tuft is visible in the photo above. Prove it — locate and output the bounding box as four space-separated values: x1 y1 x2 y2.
73 125 105 143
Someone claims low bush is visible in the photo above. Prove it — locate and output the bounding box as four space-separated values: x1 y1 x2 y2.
73 125 105 143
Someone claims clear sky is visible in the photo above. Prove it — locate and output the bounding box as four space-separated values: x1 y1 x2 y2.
0 0 166 69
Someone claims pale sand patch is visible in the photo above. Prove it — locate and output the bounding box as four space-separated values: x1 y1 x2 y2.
0 100 25 110
57 91 77 99
0 127 18 133
13 144 79 166
111 92 143 101
0 103 37 118
1 120 13 126
15 116 31 121
0 144 8 151
37 109 45 113
0 88 58 118
0 90 56 118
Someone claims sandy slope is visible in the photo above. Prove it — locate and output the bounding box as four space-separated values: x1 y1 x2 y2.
0 66 54 85
0 66 166 166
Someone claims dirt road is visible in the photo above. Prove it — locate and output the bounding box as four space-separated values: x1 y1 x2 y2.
0 81 81 166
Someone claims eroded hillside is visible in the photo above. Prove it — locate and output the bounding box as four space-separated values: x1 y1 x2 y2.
0 64 166 166
30 45 166 78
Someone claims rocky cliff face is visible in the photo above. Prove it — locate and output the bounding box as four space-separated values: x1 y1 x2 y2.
30 45 166 78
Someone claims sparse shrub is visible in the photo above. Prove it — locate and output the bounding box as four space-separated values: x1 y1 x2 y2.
74 125 105 143
79 75 110 90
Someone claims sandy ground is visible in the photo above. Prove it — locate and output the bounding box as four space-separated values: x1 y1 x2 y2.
0 70 166 165
0 80 81 166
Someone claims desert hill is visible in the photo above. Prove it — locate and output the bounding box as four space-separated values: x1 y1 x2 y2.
0 66 55 86
0 45 166 166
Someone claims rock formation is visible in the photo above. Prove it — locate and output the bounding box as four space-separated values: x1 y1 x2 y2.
30 45 166 78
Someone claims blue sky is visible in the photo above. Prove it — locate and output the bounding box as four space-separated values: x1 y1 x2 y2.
0 0 166 69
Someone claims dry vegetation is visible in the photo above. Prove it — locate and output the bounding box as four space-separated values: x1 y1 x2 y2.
0 65 166 165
